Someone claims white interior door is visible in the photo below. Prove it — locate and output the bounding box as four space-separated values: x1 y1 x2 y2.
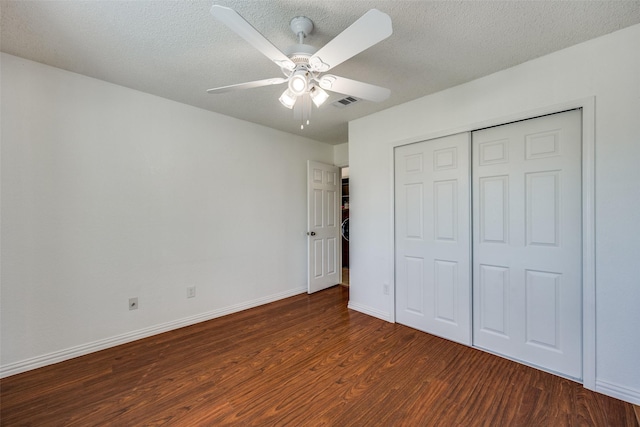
395 133 471 345
472 110 582 379
307 161 341 294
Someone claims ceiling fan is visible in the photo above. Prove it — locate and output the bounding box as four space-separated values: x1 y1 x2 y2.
206 5 393 129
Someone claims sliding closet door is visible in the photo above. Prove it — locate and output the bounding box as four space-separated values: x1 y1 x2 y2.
472 110 582 379
395 133 471 345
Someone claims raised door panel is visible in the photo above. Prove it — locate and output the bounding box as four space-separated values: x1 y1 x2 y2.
313 240 324 278
326 237 337 276
434 180 457 242
405 256 425 315
478 264 510 338
479 176 509 244
405 183 424 240
526 171 560 247
525 270 561 350
434 260 458 324
313 189 323 227
326 189 337 227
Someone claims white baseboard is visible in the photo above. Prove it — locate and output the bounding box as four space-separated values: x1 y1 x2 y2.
0 286 306 379
347 301 393 322
596 379 640 405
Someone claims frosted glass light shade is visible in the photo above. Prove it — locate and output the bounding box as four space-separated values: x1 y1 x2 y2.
279 89 297 109
310 86 329 107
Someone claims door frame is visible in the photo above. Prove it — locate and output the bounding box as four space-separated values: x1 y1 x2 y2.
388 97 595 390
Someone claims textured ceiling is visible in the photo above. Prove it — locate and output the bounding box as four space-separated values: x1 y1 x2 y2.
2 1 640 144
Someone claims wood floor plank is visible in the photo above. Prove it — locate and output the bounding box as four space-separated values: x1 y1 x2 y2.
1 286 636 426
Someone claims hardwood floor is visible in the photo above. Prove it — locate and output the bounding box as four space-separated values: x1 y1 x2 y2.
1 286 637 426
341 267 349 287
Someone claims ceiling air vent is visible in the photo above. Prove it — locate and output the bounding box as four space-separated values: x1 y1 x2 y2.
332 96 360 108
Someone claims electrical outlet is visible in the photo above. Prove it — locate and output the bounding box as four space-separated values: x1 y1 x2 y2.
129 297 138 310
187 286 196 298
383 284 390 295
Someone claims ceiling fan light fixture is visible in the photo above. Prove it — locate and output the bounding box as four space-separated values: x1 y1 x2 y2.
288 70 309 95
279 89 297 109
310 86 329 107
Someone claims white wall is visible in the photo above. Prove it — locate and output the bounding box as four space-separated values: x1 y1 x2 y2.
0 53 333 375
349 24 640 404
333 143 349 167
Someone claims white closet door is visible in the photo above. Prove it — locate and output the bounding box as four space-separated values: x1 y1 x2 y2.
472 110 582 379
395 133 471 345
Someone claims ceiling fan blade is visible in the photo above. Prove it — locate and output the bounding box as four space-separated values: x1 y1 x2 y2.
319 75 390 102
210 5 295 71
207 77 287 94
308 9 392 72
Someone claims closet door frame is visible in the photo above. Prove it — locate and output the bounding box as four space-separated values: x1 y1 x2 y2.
388 97 595 390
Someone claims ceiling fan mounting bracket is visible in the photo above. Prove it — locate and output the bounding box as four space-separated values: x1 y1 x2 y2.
290 16 314 41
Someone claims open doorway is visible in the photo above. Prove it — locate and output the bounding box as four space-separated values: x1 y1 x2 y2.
341 167 349 287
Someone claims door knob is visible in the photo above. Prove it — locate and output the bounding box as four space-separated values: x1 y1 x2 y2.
307 231 316 236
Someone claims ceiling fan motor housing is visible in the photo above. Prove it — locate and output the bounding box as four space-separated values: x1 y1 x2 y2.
285 44 318 66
